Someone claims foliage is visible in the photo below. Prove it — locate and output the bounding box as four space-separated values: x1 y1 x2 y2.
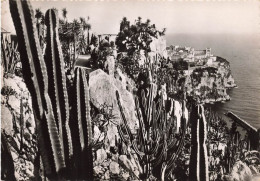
172 60 189 71
116 17 165 55
58 10 91 71
1 37 20 76
89 39 115 70
115 17 166 79
1 86 17 98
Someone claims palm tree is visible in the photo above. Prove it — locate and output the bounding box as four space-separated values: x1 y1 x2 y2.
62 8 68 22
79 16 91 46
120 17 130 31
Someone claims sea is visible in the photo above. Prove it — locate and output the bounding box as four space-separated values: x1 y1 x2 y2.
166 33 260 129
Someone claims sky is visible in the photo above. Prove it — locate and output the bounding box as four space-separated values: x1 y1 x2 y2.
1 0 259 35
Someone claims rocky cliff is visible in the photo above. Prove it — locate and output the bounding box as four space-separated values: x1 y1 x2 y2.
185 57 236 103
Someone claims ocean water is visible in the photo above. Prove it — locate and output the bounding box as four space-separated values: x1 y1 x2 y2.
166 33 260 128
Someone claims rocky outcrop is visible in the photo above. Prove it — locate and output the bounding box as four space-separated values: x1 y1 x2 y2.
228 161 259 181
1 76 37 181
104 56 115 76
185 58 236 103
89 69 138 147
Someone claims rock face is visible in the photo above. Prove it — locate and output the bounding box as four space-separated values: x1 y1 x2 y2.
1 76 37 181
104 56 115 76
89 69 138 146
229 161 255 181
185 57 236 103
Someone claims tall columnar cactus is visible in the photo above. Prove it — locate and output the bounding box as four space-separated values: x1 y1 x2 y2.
70 67 93 180
116 81 187 180
9 1 93 180
44 9 72 165
189 104 209 181
9 0 66 178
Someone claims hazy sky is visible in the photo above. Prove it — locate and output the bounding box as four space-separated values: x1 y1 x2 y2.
1 0 259 35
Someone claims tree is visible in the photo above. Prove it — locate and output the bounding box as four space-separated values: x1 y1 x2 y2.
79 17 91 46
115 17 166 79
62 8 68 22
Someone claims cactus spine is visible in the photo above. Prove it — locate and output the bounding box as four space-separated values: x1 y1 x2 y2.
189 104 209 181
70 67 93 180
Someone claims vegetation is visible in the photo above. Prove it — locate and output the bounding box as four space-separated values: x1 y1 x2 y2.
116 79 188 180
115 17 166 78
3 1 258 180
57 8 92 71
9 2 93 179
1 37 20 77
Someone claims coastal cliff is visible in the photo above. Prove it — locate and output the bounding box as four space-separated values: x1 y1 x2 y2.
186 56 236 103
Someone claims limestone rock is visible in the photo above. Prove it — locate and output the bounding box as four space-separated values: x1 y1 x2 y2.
96 148 107 165
8 95 20 113
109 161 120 175
122 171 130 180
229 161 253 181
1 106 13 135
94 165 104 175
89 69 138 146
3 77 20 95
104 170 110 180
104 56 115 76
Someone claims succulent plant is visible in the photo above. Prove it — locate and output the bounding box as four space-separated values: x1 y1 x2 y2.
116 79 188 180
1 37 20 75
9 1 93 179
189 104 209 181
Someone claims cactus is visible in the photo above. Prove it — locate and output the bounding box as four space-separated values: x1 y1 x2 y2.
189 104 209 181
9 0 66 178
9 1 94 179
116 81 188 180
44 9 72 166
19 98 24 153
70 67 93 180
1 37 19 75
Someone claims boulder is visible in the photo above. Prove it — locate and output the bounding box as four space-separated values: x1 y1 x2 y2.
1 75 37 181
229 161 253 181
104 170 110 180
104 56 115 76
96 148 107 165
1 106 13 135
109 161 120 175
94 165 104 175
89 69 138 146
